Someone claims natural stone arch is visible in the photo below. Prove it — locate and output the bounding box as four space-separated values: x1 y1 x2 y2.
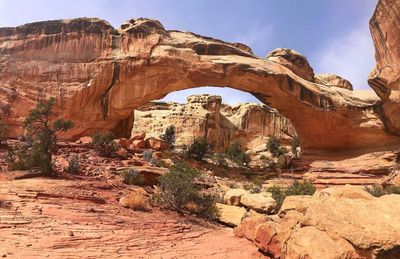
0 18 399 153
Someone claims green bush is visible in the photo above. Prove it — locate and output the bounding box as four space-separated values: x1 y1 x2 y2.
0 118 7 145
365 184 400 197
226 140 251 166
267 136 288 157
187 137 210 161
267 185 286 210
215 153 228 168
291 137 300 157
153 161 218 219
123 168 145 186
91 132 118 157
267 180 316 211
66 154 80 173
8 98 73 174
160 125 176 150
286 180 316 196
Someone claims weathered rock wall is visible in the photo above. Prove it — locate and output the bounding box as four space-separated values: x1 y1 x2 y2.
0 16 399 153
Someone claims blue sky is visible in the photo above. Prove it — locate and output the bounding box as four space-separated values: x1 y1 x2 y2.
0 0 377 104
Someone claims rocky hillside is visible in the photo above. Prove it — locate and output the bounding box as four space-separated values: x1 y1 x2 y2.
131 94 296 151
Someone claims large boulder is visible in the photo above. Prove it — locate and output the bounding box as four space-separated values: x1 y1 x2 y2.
216 203 246 227
315 73 353 90
224 189 248 206
266 48 314 81
146 138 168 151
240 193 277 213
235 185 400 258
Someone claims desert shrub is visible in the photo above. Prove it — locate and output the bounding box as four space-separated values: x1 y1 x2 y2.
66 154 80 173
267 136 288 157
121 191 149 211
123 168 145 186
187 137 210 161
267 180 316 211
142 149 153 162
91 131 118 157
385 185 400 195
153 161 218 219
149 158 161 167
365 184 400 197
226 140 251 166
267 185 286 210
0 118 7 145
216 153 228 168
259 154 267 160
249 184 262 194
291 136 300 157
8 98 73 174
160 125 176 150
286 180 316 196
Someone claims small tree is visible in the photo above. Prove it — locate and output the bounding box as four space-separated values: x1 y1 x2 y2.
160 125 176 150
187 137 210 161
0 118 7 145
267 136 287 157
153 161 218 218
291 136 300 157
226 140 251 166
10 97 73 174
66 154 80 173
91 131 118 157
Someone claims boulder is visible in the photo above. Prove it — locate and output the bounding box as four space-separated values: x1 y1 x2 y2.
130 132 146 142
279 195 311 214
76 136 92 144
276 154 292 169
224 189 248 206
130 139 146 149
216 203 246 227
146 138 168 151
235 185 400 258
266 48 314 81
116 138 130 149
240 193 277 213
315 73 353 90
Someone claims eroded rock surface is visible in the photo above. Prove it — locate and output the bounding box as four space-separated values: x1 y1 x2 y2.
0 17 399 152
0 175 263 258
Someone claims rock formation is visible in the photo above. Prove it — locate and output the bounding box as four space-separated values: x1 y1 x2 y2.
368 0 400 139
1 17 399 153
235 185 400 258
131 94 296 151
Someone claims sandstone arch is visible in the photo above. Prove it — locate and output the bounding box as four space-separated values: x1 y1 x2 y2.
0 17 399 153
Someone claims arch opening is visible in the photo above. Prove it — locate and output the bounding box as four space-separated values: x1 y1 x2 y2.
124 86 298 153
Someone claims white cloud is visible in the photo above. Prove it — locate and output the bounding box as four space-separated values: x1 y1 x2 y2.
312 25 375 90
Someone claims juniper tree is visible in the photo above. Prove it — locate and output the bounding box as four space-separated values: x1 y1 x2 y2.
11 97 73 174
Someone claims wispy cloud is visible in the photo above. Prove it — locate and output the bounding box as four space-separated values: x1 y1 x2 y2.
231 24 275 56
312 24 375 90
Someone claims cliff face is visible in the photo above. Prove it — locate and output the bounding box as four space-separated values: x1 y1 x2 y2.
0 16 399 153
131 94 296 151
369 0 400 137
